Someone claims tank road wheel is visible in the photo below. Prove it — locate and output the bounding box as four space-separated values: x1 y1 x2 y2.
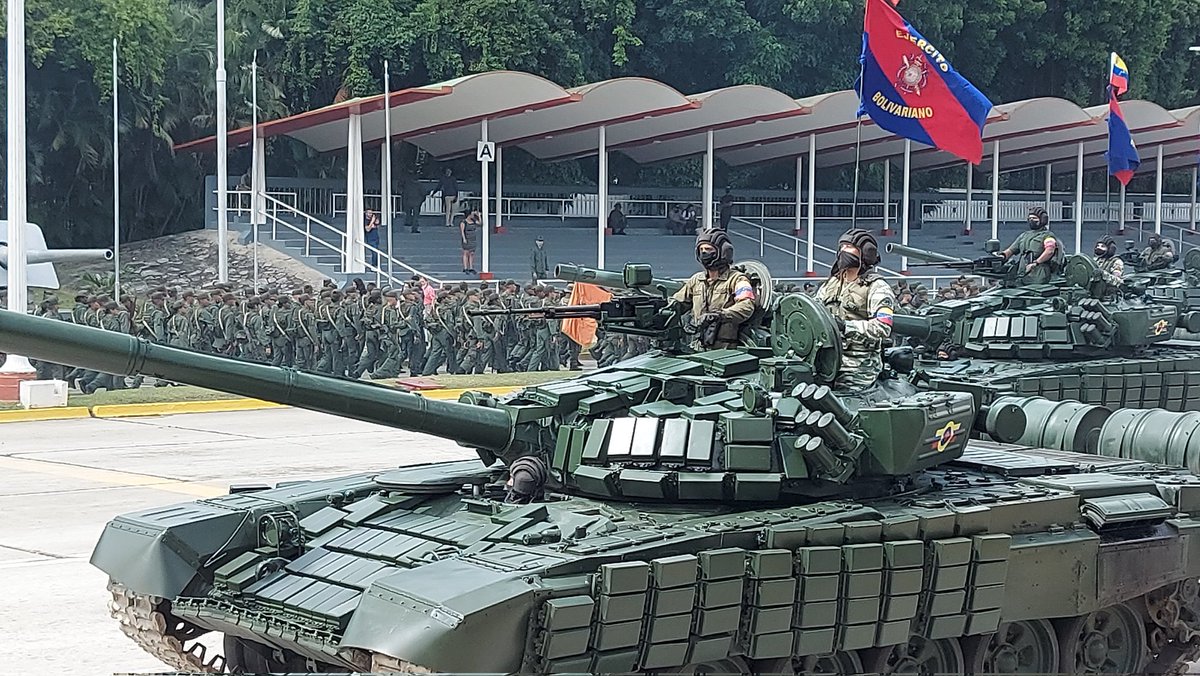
1056 603 1147 675
660 656 750 675
753 651 862 675
963 619 1059 674
864 635 964 675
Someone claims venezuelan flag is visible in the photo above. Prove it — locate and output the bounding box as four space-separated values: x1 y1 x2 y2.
856 0 993 164
1110 52 1129 95
1106 87 1139 186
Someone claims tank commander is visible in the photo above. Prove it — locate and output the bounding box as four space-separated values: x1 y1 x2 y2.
668 227 756 350
1140 234 1177 271
998 206 1063 284
1093 235 1124 296
816 228 895 392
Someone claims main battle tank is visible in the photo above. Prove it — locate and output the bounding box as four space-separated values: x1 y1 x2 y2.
4 268 1200 676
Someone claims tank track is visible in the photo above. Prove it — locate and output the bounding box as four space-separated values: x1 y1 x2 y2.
107 580 224 673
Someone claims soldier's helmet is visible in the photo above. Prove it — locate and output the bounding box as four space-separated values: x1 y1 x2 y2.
694 227 734 267
1028 206 1049 229
1095 235 1117 258
837 228 881 268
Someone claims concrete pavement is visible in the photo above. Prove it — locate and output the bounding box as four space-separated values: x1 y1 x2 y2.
0 408 470 674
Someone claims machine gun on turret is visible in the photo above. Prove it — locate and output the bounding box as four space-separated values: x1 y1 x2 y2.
468 295 678 340
886 242 1015 282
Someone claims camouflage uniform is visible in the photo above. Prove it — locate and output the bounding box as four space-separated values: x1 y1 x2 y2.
669 268 757 349
1140 242 1176 271
1097 255 1125 290
815 271 896 392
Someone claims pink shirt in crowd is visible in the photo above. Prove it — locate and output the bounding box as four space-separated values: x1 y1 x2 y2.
422 285 436 305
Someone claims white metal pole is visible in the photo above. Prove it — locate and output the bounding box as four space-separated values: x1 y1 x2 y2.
1155 144 1164 235
346 113 364 272
3 0 33 374
901 139 911 272
112 38 120 298
1191 165 1198 232
990 140 1000 241
794 157 802 271
806 135 816 275
480 118 490 276
882 160 891 234
1119 182 1127 233
702 129 714 229
251 53 259 290
1044 164 1052 213
215 0 228 283
963 162 971 236
495 145 504 233
383 60 393 281
598 125 607 268
1075 142 1084 253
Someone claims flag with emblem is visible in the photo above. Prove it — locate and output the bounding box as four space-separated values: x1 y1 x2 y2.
855 0 993 164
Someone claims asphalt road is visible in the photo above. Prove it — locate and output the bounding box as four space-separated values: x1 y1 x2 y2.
0 408 471 674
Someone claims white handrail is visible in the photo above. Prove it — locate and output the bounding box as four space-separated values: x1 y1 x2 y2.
725 216 910 278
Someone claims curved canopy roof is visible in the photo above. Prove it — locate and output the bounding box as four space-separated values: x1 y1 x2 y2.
176 69 1200 178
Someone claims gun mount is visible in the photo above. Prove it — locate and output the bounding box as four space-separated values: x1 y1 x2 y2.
468 295 676 340
886 242 1012 280
555 262 683 297
0 221 113 289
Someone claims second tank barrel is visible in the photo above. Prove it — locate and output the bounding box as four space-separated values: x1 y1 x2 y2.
0 312 515 452
884 243 972 266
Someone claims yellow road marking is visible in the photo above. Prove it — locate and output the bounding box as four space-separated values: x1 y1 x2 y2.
92 399 283 418
0 407 92 423
0 456 225 498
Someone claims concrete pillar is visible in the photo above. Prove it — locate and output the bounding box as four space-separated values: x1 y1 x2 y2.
702 129 714 229
252 135 266 226
1155 144 1164 235
480 118 490 277
346 111 364 273
806 134 816 276
598 125 607 268
1074 142 1084 254
963 163 972 235
882 161 891 235
990 140 1000 241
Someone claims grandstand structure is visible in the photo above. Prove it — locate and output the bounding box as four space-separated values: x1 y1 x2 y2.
179 71 1200 286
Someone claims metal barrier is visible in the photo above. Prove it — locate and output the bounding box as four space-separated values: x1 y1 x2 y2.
223 190 441 286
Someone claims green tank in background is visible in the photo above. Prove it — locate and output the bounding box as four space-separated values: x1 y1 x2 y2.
4 261 1200 675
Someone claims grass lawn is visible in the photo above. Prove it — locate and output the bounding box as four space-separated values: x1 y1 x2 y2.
0 370 578 410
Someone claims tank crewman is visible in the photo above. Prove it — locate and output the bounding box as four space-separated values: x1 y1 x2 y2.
669 227 757 350
815 228 896 392
1140 234 1177 271
1093 235 1124 295
998 207 1063 284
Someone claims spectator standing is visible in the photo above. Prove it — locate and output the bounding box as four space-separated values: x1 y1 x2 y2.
363 209 380 267
718 190 734 229
402 172 423 233
608 203 627 235
667 204 685 235
532 236 549 282
437 168 459 228
417 276 436 305
681 204 698 233
459 207 480 274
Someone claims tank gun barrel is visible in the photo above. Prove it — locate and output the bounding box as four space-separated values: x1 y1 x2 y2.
0 312 515 452
555 263 683 297
0 247 113 267
885 243 972 266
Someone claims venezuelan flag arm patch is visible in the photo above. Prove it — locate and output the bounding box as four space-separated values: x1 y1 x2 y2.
734 283 756 301
874 306 894 326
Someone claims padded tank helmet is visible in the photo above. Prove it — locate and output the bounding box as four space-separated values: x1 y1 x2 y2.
1094 235 1117 258
1028 206 1049 229
694 227 735 269
836 228 881 268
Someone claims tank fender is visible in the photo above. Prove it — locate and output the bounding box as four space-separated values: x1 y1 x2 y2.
340 558 541 673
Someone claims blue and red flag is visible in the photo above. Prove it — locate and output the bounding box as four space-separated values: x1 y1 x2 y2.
1106 86 1139 186
856 0 993 164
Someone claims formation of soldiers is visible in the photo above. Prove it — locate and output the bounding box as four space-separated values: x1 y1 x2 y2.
33 278 658 391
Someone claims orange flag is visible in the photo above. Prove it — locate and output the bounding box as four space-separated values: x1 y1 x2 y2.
561 282 612 347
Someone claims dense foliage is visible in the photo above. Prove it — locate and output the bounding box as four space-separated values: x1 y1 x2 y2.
4 0 1200 245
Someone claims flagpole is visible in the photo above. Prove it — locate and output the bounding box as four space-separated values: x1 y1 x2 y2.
112 38 120 299
251 51 259 292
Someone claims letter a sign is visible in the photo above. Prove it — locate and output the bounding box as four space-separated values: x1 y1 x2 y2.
477 141 495 163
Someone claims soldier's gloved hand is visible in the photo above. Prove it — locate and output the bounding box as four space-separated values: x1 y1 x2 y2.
699 312 723 326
